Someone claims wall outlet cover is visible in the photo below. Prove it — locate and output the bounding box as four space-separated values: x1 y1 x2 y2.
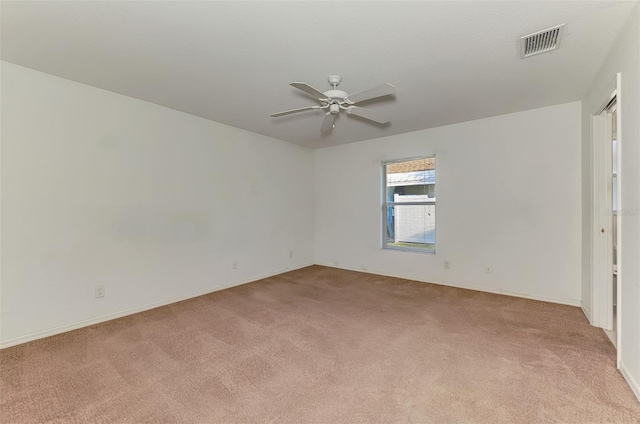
95 285 105 298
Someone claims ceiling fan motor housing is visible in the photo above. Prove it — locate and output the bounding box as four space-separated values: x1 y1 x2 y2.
323 90 348 102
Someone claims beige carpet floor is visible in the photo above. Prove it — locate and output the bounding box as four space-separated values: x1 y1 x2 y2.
1 265 639 423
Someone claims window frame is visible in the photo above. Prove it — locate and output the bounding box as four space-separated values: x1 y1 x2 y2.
381 155 436 254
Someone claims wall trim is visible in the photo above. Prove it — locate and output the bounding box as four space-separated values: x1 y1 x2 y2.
581 302 593 324
315 262 581 307
0 262 585 349
620 361 640 403
0 263 314 349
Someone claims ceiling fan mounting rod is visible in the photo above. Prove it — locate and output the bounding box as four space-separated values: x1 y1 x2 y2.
328 74 342 89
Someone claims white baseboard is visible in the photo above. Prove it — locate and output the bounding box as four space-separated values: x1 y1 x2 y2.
315 262 581 307
0 263 314 349
619 361 640 403
581 302 593 324
0 262 584 349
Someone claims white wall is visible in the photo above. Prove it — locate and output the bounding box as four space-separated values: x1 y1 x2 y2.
581 4 640 400
0 62 314 347
314 102 582 306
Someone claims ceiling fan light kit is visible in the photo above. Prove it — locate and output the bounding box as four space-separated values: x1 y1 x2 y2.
271 74 395 133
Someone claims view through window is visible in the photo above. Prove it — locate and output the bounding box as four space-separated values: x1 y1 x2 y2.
383 157 436 252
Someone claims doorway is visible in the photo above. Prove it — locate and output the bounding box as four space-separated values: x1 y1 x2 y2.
591 74 622 365
603 101 618 347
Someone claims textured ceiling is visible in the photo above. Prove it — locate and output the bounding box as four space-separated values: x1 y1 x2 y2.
1 1 636 148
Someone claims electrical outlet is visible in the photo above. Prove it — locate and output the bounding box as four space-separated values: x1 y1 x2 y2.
485 265 493 274
289 250 293 258
95 285 105 298
444 260 451 270
232 261 237 270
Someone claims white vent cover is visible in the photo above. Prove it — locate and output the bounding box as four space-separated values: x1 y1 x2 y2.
520 24 565 58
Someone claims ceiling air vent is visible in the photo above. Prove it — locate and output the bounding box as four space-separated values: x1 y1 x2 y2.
520 24 565 58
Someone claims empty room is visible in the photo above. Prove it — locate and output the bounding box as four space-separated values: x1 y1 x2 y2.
1 1 640 422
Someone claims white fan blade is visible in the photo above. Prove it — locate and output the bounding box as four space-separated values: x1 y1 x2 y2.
291 82 329 101
346 106 390 124
271 106 319 117
320 112 335 133
345 83 395 104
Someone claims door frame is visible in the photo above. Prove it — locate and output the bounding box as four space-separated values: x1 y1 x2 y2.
590 72 622 366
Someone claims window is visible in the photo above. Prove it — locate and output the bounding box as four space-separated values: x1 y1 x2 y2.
382 157 436 253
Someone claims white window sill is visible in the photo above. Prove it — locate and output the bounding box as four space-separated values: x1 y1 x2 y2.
382 246 436 255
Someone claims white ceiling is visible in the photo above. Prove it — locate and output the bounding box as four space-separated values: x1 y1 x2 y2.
1 1 636 148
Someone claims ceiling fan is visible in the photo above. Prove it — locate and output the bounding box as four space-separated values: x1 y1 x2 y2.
271 74 395 133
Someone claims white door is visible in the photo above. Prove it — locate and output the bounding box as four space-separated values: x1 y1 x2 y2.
591 110 614 331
